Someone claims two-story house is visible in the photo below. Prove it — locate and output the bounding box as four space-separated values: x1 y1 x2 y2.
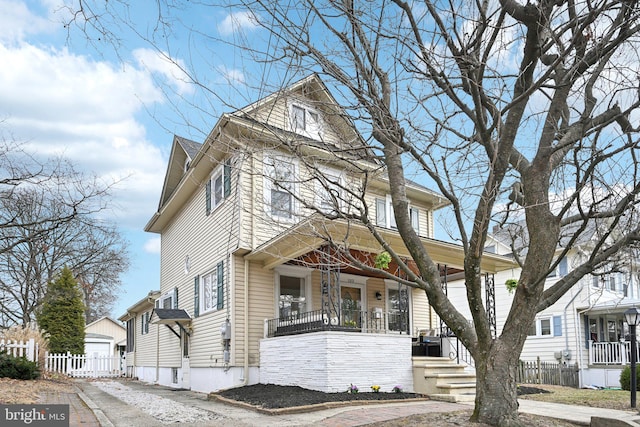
445 223 640 388
122 74 514 395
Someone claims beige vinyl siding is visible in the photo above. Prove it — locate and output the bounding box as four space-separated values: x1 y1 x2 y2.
248 93 344 149
310 270 322 311
158 155 241 368
412 288 432 335
366 277 386 315
85 318 126 343
246 261 276 365
230 255 246 366
134 314 159 367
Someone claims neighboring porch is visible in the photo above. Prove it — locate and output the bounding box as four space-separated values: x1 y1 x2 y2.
589 340 640 365
585 305 640 366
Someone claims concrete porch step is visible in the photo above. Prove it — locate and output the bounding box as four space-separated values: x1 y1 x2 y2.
412 356 476 399
429 393 476 403
436 382 477 395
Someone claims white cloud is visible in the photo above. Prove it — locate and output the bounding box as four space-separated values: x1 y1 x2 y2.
216 65 245 85
0 42 167 229
0 0 57 44
218 11 261 37
133 48 194 96
144 237 161 254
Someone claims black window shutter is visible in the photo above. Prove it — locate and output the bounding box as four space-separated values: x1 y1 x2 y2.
173 287 178 309
217 262 224 309
224 158 231 198
206 179 212 215
141 313 145 334
194 277 200 318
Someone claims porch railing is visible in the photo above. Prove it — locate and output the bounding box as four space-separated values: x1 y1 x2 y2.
589 340 640 365
264 309 410 338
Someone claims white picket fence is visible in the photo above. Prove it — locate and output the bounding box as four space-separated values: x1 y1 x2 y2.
0 338 37 362
45 352 125 378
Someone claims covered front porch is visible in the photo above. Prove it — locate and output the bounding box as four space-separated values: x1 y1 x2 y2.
247 217 514 393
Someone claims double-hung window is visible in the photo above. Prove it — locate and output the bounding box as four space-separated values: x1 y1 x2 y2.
376 197 395 229
528 315 562 337
290 103 321 139
547 257 568 278
141 311 150 335
376 196 420 234
316 169 342 214
206 158 232 215
157 288 178 310
194 261 224 316
265 156 297 220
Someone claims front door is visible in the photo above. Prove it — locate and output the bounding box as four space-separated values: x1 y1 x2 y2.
181 330 190 389
340 284 364 328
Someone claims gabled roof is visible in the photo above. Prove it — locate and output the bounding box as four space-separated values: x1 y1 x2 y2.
85 316 125 331
491 218 604 257
232 74 374 161
157 135 203 209
118 290 160 322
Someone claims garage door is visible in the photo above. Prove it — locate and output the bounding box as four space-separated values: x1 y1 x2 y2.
85 342 110 356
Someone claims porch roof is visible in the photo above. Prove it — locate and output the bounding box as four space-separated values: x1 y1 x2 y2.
151 308 192 324
245 216 516 273
583 298 640 315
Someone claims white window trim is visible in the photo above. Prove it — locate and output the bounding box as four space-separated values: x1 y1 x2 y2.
158 292 174 309
274 265 312 318
529 315 557 338
410 206 420 235
210 165 225 212
385 279 412 334
289 102 323 140
264 154 299 222
141 311 150 335
316 167 343 214
376 196 421 234
199 263 223 315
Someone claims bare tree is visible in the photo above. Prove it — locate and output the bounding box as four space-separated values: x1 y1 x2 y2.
61 0 640 424
0 138 129 327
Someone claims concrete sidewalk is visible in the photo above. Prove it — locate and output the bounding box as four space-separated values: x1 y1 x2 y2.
70 378 640 426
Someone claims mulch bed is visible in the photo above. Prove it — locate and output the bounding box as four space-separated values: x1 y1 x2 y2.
215 383 550 411
216 383 421 409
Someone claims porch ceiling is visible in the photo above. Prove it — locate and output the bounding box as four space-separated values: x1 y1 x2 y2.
245 216 516 273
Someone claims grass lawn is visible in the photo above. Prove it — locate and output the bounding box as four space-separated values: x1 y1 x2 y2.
519 384 633 411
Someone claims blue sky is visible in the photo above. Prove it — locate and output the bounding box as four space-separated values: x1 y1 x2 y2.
0 1 269 320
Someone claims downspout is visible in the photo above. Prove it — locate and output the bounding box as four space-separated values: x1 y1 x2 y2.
242 148 253 385
156 319 160 383
564 284 584 352
243 258 249 385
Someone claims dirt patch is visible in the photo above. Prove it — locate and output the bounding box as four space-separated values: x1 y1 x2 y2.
0 376 74 404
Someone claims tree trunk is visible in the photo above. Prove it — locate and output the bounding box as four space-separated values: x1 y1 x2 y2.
472 341 522 426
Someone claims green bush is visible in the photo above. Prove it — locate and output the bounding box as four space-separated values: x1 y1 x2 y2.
620 365 640 391
0 353 40 380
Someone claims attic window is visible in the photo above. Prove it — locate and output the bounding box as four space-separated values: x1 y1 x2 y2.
184 158 191 173
206 158 232 215
290 103 321 139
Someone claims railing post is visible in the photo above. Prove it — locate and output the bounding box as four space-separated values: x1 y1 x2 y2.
537 356 541 384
